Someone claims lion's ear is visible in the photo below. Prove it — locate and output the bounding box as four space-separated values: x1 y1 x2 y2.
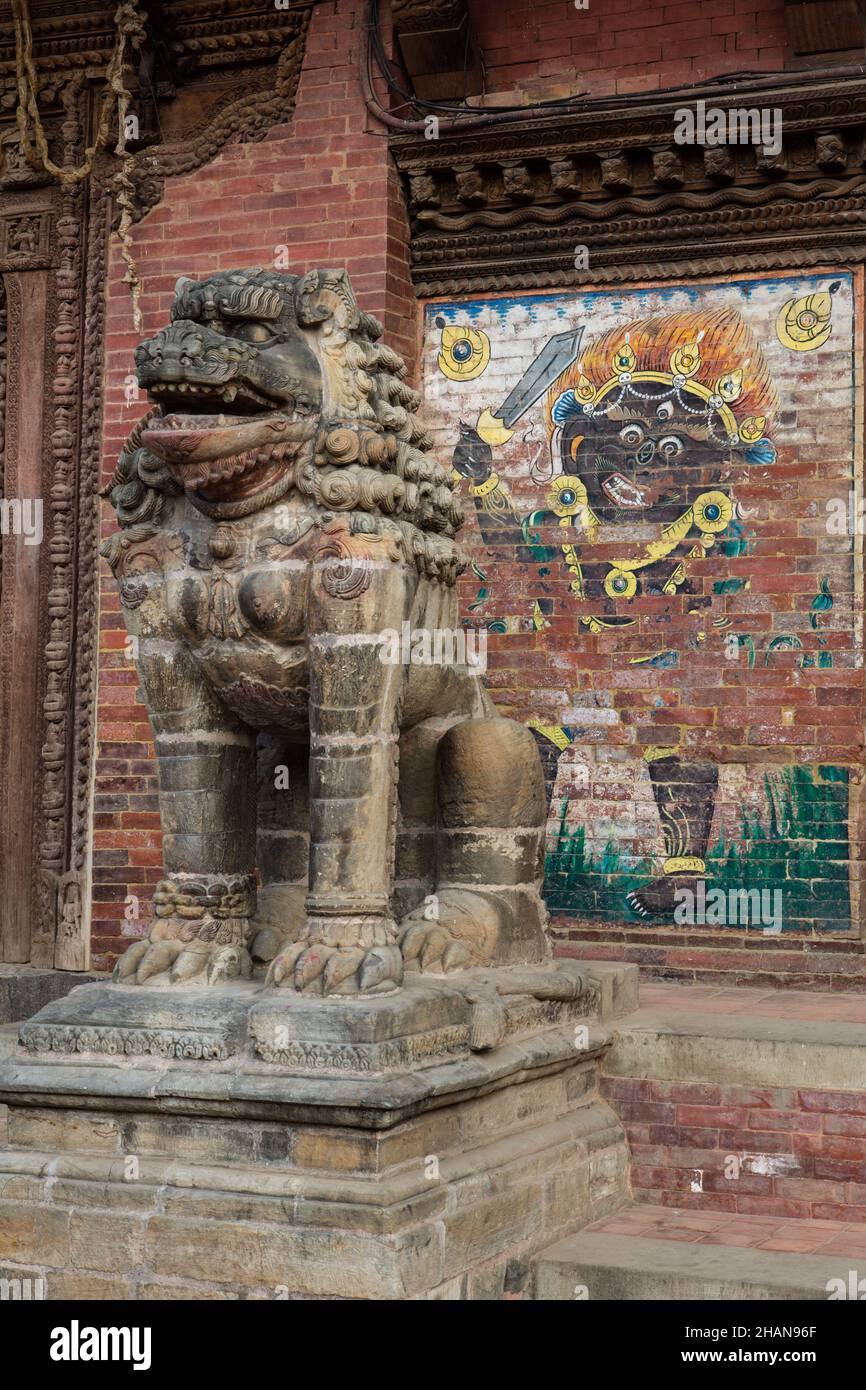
171 276 196 321
294 268 361 331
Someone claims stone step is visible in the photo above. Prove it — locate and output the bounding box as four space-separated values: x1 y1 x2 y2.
0 1022 19 1059
0 1024 19 1144
534 1204 866 1300
599 982 866 1223
0 964 100 1025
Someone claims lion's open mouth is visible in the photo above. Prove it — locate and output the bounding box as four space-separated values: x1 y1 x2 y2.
147 379 276 413
139 398 316 495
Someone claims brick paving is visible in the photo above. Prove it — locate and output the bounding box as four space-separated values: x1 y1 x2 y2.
638 982 866 1024
588 1204 866 1256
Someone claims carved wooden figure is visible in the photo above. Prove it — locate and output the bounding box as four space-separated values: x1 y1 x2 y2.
102 268 549 995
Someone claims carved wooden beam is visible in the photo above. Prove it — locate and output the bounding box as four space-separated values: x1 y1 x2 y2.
390 70 866 294
0 0 314 967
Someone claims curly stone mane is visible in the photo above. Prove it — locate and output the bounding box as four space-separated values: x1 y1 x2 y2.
101 268 467 586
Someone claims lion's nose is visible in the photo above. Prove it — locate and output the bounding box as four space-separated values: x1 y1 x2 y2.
636 438 656 465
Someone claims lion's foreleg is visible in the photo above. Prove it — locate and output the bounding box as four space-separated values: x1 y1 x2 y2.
115 626 257 986
267 543 409 994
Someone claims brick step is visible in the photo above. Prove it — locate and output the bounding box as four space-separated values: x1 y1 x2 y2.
602 982 866 1223
534 1205 866 1300
553 930 866 993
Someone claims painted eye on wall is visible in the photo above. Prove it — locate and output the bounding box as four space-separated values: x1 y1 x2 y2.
619 423 644 447
437 324 491 381
658 436 684 458
656 400 674 420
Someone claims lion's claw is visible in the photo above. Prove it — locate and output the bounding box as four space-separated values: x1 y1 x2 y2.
398 888 502 974
113 931 251 986
266 941 402 995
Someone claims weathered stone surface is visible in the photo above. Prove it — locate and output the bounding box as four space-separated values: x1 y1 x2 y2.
465 1260 506 1301
443 1184 543 1280
0 1024 628 1297
136 1282 242 1301
17 982 252 1060
142 1215 444 1299
607 1005 866 1090
0 1201 70 1267
69 1212 147 1274
533 1232 845 1302
0 965 101 1026
95 267 555 995
8 1108 122 1154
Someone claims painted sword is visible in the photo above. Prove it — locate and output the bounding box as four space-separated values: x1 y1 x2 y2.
475 326 585 445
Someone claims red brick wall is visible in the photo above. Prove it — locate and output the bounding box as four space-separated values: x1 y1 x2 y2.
92 0 414 970
605 1076 866 1222
421 271 864 981
470 0 790 100
90 0 858 975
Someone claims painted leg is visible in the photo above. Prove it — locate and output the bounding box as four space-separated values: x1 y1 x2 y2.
399 716 550 973
627 754 719 919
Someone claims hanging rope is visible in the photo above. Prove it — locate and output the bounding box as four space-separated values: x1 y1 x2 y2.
5 0 148 329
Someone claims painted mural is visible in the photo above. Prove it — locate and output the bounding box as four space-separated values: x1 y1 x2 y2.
422 273 861 934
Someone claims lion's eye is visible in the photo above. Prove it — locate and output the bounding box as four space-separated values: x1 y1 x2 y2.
235 323 273 344
656 400 674 420
619 423 644 447
658 435 684 458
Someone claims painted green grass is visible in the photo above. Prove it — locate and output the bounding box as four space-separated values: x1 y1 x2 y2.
543 803 654 921
543 764 850 931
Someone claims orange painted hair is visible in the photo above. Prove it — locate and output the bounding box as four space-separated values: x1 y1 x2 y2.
545 304 779 434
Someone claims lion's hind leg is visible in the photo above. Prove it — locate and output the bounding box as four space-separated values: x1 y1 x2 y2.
399 715 550 974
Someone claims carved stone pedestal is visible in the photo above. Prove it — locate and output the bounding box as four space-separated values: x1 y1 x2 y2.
0 961 633 1299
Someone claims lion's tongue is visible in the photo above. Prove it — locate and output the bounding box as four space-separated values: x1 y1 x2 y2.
141 413 290 464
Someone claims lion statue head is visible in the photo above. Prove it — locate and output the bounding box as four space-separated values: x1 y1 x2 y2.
101 268 466 584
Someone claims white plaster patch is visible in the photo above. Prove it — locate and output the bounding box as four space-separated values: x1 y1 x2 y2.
742 1153 800 1176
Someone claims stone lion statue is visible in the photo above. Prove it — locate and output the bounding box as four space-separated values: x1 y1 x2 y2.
102 268 549 995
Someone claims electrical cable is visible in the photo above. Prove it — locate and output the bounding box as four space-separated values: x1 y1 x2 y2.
363 0 866 133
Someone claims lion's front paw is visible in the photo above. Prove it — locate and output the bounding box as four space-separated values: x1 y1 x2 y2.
398 889 502 974
113 917 252 986
265 940 403 995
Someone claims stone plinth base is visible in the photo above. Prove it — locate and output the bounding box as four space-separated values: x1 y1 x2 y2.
0 962 634 1299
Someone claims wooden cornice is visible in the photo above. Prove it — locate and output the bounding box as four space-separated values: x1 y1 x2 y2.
389 69 866 294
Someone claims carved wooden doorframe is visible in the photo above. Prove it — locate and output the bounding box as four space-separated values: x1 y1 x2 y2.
0 0 313 970
0 78 100 971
